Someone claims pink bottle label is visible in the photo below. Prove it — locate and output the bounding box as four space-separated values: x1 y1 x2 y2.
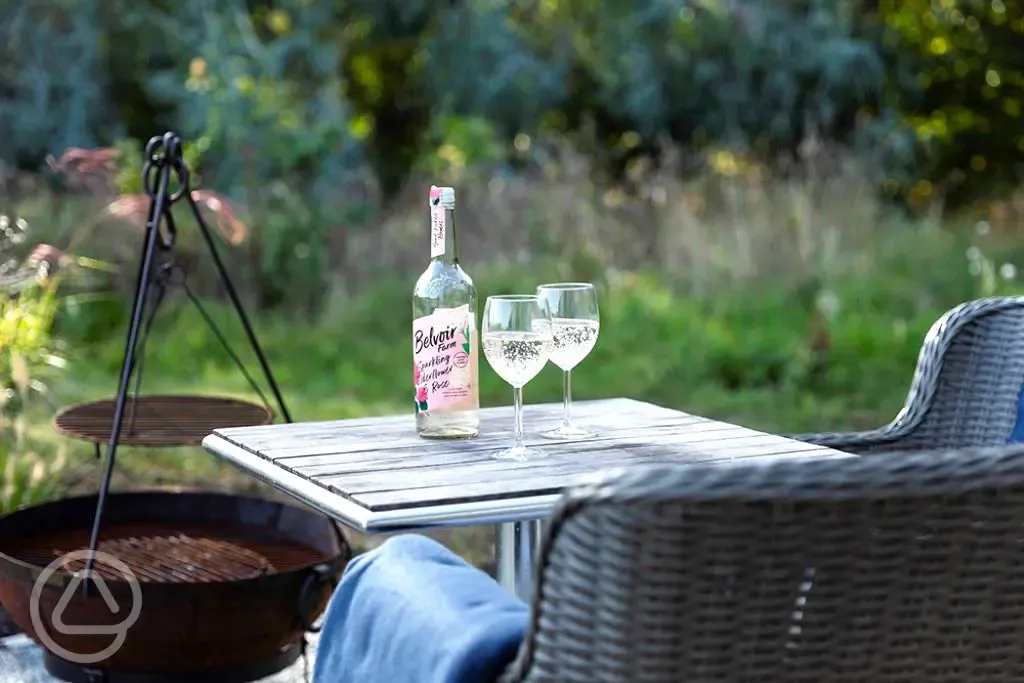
413 304 475 413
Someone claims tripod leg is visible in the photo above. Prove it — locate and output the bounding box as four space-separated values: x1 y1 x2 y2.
184 197 293 423
80 172 172 593
124 278 168 437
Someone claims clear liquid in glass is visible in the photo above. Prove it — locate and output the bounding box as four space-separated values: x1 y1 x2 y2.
549 317 600 371
481 330 552 387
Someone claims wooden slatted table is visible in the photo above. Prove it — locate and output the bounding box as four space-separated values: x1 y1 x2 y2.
201 397 846 600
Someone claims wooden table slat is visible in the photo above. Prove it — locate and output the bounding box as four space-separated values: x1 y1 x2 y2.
309 432 826 491
346 447 838 511
263 411 710 464
216 397 670 446
329 440 829 495
277 418 736 473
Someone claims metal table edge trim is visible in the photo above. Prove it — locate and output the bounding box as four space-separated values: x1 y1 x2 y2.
201 435 563 533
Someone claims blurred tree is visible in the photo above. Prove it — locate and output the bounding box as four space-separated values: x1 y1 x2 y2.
103 0 365 311
336 0 568 192
874 0 1024 207
0 0 1019 211
540 0 915 183
336 0 434 195
0 0 123 167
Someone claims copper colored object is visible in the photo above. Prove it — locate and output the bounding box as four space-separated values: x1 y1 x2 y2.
0 490 350 677
53 395 273 447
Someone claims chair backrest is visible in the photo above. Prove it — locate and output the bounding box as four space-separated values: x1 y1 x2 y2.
883 296 1024 451
503 446 1024 682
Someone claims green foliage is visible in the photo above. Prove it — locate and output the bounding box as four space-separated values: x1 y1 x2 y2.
422 1 569 132
0 0 122 166
0 237 67 513
107 0 373 310
1 0 1018 208
0 215 115 512
250 181 334 311
126 0 360 198
1 219 66 416
338 0 923 189
550 0 893 144
0 431 64 516
417 116 508 181
875 0 1024 205
58 216 1024 440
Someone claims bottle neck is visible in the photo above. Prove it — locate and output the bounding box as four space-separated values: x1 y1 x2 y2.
432 206 459 264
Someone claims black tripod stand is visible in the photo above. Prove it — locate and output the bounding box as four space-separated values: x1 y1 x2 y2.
81 132 293 585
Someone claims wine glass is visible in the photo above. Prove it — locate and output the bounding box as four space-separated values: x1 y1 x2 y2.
535 282 600 439
482 295 554 460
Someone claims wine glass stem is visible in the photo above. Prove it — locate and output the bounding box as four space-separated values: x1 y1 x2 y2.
562 370 573 429
513 386 525 450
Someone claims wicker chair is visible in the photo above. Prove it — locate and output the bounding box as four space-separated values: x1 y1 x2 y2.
500 445 1024 682
789 295 1024 453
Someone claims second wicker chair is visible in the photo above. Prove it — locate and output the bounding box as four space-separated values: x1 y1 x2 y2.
500 445 1024 682
790 295 1024 453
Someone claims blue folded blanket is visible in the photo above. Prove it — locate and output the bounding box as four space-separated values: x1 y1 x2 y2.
313 534 530 683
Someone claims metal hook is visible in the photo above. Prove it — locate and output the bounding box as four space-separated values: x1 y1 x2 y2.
143 133 189 204
158 207 177 251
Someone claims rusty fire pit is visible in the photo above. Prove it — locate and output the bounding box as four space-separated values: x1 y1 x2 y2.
0 133 341 682
0 490 350 681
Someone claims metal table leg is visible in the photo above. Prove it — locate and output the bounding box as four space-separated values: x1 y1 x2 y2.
496 520 544 601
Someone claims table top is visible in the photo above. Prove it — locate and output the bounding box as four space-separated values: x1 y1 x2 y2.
202 397 844 533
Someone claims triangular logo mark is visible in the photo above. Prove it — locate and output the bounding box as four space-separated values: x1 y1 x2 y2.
52 571 122 635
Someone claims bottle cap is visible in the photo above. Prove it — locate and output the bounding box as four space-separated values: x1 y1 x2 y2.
429 185 456 209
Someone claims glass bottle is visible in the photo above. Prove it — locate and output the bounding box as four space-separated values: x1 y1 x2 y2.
412 185 480 439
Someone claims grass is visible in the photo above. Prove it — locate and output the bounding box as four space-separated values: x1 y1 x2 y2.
7 146 1024 563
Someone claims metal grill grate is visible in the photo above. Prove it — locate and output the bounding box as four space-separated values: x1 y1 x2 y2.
52 395 273 447
10 523 324 583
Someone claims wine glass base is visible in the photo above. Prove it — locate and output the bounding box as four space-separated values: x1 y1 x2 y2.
539 424 596 440
493 445 549 461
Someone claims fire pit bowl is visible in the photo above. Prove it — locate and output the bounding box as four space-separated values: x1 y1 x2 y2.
0 490 351 680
